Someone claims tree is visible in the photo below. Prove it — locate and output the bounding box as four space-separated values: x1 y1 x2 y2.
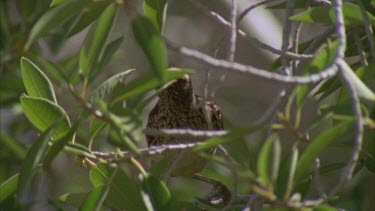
0 0 374 210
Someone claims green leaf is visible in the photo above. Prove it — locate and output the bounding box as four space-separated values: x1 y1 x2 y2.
111 69 191 105
107 126 140 154
79 3 117 77
284 146 299 199
90 163 146 210
271 138 281 183
54 192 87 208
79 185 107 211
296 41 339 104
143 0 168 33
25 0 90 49
89 69 134 107
193 127 258 152
132 16 167 81
139 174 171 211
17 125 56 196
90 118 106 136
50 0 69 7
289 3 375 26
20 95 71 140
257 134 278 187
43 121 79 168
0 133 27 160
0 173 19 203
314 204 338 211
20 57 57 103
25 55 69 85
64 142 93 158
295 120 354 181
339 61 375 102
319 162 346 175
95 36 125 75
16 0 38 20
316 62 375 102
295 85 310 106
65 1 111 38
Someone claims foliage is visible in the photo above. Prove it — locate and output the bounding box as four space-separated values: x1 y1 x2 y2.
0 0 374 210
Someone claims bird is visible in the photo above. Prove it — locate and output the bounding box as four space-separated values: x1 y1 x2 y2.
146 71 224 177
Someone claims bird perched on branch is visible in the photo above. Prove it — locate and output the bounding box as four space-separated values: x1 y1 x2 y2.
146 71 224 177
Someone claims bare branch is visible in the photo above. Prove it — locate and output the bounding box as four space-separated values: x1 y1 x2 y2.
143 128 228 138
165 38 339 84
92 142 202 161
187 0 313 60
330 59 364 195
281 0 295 74
228 0 238 62
237 0 275 23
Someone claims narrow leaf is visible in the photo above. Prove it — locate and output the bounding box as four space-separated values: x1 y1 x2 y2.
257 134 278 187
289 3 375 26
26 55 69 85
143 0 168 33
90 163 146 210
295 120 354 181
25 0 90 49
111 69 191 105
65 1 110 38
132 16 167 81
17 125 56 196
339 61 375 102
0 133 27 160
21 57 57 103
139 174 171 211
0 173 19 203
284 146 298 199
79 185 107 211
43 121 79 168
64 142 93 158
20 95 71 140
271 139 281 183
50 0 69 7
314 204 339 211
79 3 117 77
95 36 125 75
89 69 134 107
193 127 258 151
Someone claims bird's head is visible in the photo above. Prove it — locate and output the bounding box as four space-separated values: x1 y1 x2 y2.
159 73 193 104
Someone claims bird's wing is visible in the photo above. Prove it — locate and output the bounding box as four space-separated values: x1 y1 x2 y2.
195 95 224 130
207 100 224 130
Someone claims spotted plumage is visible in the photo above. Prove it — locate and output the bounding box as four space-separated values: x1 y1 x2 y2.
146 73 224 176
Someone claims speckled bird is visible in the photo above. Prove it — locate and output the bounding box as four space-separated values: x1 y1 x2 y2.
146 72 224 176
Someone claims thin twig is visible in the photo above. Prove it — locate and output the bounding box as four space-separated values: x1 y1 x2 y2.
165 38 339 84
236 0 275 23
92 142 202 160
228 0 238 62
303 26 335 54
187 0 313 60
252 89 286 127
242 35 313 60
329 60 363 196
292 23 303 74
143 128 228 138
281 0 295 74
